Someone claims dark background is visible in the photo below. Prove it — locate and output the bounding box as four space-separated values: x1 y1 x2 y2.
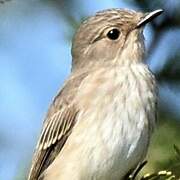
0 0 179 179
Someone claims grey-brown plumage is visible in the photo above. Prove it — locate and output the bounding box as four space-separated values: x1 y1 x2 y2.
28 8 162 180
28 71 88 180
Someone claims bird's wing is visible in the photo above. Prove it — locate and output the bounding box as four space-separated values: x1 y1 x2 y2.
37 104 78 151
28 72 87 180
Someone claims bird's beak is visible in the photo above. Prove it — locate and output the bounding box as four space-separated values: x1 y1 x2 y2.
136 9 163 28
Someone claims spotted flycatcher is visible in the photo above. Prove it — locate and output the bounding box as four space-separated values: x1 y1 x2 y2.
28 8 163 180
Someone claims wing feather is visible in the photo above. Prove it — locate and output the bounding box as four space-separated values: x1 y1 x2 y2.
28 71 88 180
28 105 78 180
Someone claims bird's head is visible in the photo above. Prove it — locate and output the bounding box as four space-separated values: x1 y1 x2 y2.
71 8 163 70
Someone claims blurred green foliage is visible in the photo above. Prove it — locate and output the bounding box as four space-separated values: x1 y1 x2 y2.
143 117 180 178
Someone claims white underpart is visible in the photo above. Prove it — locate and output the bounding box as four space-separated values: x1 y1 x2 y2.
76 64 156 179
44 63 157 180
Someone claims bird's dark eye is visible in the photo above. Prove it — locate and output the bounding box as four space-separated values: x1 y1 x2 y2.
107 28 120 40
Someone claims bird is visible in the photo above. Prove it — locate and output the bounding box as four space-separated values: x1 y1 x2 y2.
28 8 163 180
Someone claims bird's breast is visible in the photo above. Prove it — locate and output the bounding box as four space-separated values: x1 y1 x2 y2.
74 64 157 179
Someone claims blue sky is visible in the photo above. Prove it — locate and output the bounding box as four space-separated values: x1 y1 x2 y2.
0 1 179 180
